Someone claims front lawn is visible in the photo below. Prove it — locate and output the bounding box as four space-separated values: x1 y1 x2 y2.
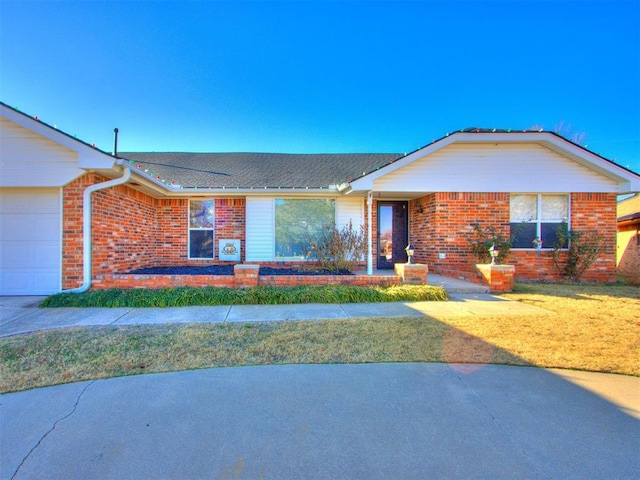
1 283 638 393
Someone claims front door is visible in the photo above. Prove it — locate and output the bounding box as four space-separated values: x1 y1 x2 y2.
377 201 408 269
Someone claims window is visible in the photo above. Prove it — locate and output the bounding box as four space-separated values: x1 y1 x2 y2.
189 200 214 258
510 194 569 249
275 199 335 259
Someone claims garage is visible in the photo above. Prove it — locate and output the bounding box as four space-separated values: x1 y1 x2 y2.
0 188 61 295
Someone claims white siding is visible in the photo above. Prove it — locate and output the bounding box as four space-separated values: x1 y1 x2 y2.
373 143 620 193
0 188 62 295
0 118 84 187
336 197 364 230
245 197 275 261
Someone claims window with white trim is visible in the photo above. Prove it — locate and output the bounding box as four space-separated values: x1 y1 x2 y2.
510 194 569 249
189 200 214 258
275 198 336 260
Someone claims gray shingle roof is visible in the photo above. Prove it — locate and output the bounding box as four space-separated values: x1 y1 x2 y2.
119 152 403 188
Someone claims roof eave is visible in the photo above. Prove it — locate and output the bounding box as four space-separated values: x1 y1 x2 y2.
349 131 640 194
1 102 117 170
120 161 341 197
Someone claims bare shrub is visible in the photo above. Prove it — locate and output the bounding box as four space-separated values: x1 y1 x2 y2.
552 226 605 282
305 221 367 272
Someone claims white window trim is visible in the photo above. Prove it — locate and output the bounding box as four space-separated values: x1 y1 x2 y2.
510 194 570 250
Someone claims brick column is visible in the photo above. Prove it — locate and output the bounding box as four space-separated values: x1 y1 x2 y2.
394 263 428 285
234 264 260 288
475 264 515 293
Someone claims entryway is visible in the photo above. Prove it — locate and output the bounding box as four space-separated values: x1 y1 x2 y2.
377 201 408 269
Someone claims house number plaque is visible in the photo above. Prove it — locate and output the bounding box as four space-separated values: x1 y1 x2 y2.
219 239 241 261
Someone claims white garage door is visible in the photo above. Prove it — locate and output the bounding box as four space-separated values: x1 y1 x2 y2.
0 189 61 295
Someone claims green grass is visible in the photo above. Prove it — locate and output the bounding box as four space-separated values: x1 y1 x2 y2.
39 284 449 308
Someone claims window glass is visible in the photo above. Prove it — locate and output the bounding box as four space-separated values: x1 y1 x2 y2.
275 199 335 259
189 200 214 258
510 195 537 222
510 194 569 249
540 222 567 248
189 230 214 258
541 195 568 221
190 200 214 228
510 223 537 249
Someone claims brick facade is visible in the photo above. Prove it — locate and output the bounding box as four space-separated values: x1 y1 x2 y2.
409 193 510 283
62 174 247 289
409 192 618 283
63 175 620 289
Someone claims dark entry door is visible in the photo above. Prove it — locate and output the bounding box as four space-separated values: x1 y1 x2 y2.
377 201 408 269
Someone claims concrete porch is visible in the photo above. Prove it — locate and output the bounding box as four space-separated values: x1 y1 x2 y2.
361 269 489 294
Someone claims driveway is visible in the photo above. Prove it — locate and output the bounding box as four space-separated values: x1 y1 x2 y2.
2 363 639 480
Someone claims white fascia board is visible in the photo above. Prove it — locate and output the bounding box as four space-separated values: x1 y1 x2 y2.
1 104 116 170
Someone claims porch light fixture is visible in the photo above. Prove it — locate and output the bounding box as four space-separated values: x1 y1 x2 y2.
489 244 500 265
405 244 416 264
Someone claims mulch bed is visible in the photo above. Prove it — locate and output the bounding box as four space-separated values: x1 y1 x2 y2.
127 265 353 276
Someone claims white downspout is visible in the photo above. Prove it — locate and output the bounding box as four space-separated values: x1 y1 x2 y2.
63 167 132 293
367 191 373 275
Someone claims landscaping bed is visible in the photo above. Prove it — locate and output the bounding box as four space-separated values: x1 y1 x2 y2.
128 265 352 276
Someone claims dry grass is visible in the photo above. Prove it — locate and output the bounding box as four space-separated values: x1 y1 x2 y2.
427 283 640 377
1 283 638 393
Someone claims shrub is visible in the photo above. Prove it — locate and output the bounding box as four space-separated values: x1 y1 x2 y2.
304 220 367 272
469 224 512 264
552 225 605 282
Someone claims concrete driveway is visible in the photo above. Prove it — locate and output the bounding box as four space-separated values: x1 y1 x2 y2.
2 363 639 480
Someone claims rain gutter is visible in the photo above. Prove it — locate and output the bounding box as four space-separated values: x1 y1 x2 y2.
63 167 132 293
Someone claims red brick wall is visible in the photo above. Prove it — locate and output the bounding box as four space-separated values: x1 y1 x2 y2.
62 173 160 288
62 173 95 289
93 272 399 290
63 177 619 289
409 192 618 283
215 198 246 263
91 183 158 276
509 193 617 282
572 193 617 282
154 198 246 266
410 193 510 282
62 174 249 288
155 199 188 266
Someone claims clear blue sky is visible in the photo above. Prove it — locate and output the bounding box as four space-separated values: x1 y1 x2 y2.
2 0 639 173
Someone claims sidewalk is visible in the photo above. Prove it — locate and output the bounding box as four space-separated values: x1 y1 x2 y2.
0 274 549 338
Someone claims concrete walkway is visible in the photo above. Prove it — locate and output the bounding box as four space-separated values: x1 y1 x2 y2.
0 275 548 338
0 293 550 338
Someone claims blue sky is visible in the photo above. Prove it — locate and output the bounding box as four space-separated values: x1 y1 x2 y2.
2 0 639 173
